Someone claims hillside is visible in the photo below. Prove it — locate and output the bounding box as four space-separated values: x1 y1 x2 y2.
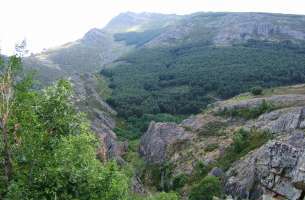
97 12 305 123
22 12 180 84
137 84 305 199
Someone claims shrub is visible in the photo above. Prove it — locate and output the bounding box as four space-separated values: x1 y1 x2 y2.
189 176 222 200
190 161 208 183
233 129 249 153
251 86 263 95
172 174 188 190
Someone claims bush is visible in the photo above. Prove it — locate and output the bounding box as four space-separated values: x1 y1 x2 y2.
233 129 249 153
190 161 208 183
189 176 222 200
251 86 263 95
172 174 188 190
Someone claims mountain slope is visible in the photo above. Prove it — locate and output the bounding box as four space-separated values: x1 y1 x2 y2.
138 84 305 199
104 39 305 119
95 12 305 120
23 12 180 85
145 12 305 47
23 12 305 84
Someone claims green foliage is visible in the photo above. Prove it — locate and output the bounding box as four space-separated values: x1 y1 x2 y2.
221 100 275 119
103 40 305 119
190 161 208 183
0 62 129 199
146 192 179 200
233 129 250 153
37 80 83 136
172 174 188 190
250 86 263 95
216 129 272 170
189 176 222 200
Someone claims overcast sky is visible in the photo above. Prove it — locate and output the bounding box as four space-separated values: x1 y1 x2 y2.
1 0 305 55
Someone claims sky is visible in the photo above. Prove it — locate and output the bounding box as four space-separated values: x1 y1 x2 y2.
1 0 305 55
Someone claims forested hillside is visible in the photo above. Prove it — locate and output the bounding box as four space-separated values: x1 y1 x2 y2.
103 40 305 126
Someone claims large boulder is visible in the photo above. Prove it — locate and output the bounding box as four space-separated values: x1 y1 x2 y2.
225 131 305 199
139 122 192 164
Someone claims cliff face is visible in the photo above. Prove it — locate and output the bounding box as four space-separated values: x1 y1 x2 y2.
139 122 192 164
70 73 127 161
139 84 305 199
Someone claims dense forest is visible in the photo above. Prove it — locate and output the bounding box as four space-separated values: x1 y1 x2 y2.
102 40 305 123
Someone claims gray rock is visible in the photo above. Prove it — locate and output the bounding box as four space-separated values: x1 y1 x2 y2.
249 106 305 134
213 94 305 113
209 167 224 178
225 131 305 199
139 121 192 164
71 73 126 160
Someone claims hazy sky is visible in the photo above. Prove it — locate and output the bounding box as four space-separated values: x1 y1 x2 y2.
1 0 305 55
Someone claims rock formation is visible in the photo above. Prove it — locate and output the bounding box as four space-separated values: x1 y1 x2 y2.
71 73 127 160
225 131 305 199
139 121 192 164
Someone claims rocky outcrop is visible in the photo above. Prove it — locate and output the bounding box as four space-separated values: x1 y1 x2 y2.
225 131 305 199
139 122 192 164
248 106 305 134
71 73 127 160
213 94 305 113
181 114 226 131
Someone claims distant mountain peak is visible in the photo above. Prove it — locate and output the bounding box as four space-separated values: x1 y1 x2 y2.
82 28 107 44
